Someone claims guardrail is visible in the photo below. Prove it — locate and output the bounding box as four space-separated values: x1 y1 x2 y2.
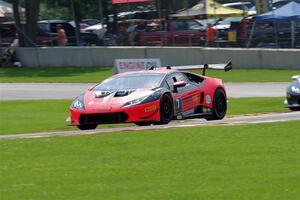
14 46 300 69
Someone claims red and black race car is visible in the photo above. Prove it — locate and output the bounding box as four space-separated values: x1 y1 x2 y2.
70 62 232 130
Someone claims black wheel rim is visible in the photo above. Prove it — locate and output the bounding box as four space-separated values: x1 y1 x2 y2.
160 96 173 123
162 102 172 119
215 95 226 117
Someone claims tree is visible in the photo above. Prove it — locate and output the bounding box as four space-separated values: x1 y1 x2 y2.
11 0 40 47
24 0 39 46
11 0 25 46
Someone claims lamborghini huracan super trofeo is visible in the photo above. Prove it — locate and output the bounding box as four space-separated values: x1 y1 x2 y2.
70 63 232 130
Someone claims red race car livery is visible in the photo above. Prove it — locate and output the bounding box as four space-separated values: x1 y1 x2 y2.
70 62 232 130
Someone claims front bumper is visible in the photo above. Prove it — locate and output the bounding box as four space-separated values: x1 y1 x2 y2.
284 93 300 108
70 100 160 125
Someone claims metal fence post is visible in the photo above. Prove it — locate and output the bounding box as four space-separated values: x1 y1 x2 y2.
291 21 295 48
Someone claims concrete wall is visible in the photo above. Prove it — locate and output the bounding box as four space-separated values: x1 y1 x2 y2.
16 47 300 69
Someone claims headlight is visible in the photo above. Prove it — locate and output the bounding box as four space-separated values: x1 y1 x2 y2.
291 86 300 94
122 96 147 107
71 95 85 110
122 91 162 108
142 91 162 104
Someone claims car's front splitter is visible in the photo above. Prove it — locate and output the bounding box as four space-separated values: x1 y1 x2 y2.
70 100 161 125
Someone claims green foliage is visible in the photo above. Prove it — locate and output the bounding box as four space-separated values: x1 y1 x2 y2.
1 121 299 199
40 2 71 20
40 0 107 20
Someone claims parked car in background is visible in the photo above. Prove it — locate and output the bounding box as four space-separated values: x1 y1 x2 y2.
82 23 107 40
213 17 243 41
82 19 101 26
138 19 206 46
38 20 101 46
69 21 90 30
0 22 56 47
223 2 256 16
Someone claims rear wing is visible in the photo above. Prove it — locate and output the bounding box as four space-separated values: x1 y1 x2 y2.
167 61 232 76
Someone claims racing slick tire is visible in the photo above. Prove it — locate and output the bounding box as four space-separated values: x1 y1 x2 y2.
156 94 173 125
206 88 227 120
289 107 300 111
77 124 97 130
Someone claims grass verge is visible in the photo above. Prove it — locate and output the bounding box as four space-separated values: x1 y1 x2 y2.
0 121 299 199
0 67 112 83
0 97 286 135
0 67 298 83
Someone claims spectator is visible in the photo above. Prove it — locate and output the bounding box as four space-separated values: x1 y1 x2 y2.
56 24 68 46
135 21 146 45
10 33 19 47
206 23 217 47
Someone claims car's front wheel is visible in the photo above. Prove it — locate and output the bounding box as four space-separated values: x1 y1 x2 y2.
289 107 300 111
77 124 97 130
157 94 173 124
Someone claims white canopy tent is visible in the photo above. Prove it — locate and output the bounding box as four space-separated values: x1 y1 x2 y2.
0 0 24 18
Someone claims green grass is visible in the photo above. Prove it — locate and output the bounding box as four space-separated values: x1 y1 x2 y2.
0 67 112 83
0 67 298 83
0 97 286 135
0 121 299 199
228 97 286 115
204 69 298 82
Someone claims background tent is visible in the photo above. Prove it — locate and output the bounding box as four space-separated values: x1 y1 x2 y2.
0 0 24 18
0 0 14 18
112 0 153 4
170 0 246 19
247 1 300 48
255 1 300 21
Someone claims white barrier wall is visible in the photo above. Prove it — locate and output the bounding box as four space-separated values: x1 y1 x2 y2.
16 47 300 69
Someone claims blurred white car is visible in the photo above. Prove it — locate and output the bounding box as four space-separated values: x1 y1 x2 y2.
223 2 256 15
82 23 107 40
213 17 243 30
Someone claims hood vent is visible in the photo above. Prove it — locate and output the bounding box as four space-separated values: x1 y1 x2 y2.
114 90 135 97
95 91 111 98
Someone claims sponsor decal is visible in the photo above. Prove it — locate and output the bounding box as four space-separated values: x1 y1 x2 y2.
145 105 157 112
192 95 198 102
206 95 211 104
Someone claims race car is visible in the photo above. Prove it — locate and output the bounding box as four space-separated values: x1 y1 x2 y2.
284 75 300 111
70 62 232 130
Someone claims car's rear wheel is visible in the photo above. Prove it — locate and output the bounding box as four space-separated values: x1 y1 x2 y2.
77 124 97 130
157 94 173 124
206 88 227 120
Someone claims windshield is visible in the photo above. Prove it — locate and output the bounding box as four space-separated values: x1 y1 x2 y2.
94 74 164 91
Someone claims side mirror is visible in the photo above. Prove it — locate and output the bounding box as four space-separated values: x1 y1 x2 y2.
173 81 187 92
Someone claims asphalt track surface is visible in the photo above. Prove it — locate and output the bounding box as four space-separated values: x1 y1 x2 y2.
0 82 288 100
1 111 299 140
